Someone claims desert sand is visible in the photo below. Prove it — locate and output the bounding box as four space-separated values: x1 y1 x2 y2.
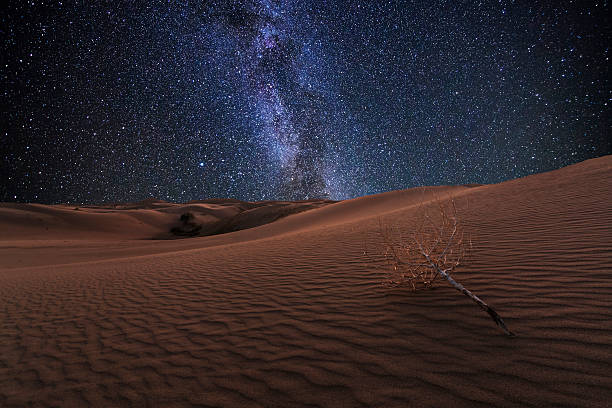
1 156 611 407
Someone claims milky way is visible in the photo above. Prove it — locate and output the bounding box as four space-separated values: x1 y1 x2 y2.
206 0 352 199
2 1 610 203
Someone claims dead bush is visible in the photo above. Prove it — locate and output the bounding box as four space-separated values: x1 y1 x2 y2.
366 198 515 336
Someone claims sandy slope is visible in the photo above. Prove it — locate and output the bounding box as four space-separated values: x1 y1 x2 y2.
1 156 611 407
0 199 335 268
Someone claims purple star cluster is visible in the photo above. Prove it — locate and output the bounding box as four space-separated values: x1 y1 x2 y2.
206 0 362 199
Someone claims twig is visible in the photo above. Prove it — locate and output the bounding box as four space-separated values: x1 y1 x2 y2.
417 241 515 336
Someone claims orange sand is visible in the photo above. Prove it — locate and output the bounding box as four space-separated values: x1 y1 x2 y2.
1 156 611 407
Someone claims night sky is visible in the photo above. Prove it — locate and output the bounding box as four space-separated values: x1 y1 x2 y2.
2 1 610 204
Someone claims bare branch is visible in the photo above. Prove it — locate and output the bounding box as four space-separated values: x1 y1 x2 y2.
370 197 515 336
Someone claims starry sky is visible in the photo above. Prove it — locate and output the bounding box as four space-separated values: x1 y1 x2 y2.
2 0 610 204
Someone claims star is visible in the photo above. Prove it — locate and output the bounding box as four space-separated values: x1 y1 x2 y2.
1 0 609 204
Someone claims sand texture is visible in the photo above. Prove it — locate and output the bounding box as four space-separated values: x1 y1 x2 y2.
1 156 611 407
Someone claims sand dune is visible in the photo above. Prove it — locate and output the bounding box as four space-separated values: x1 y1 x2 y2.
0 198 336 241
1 156 611 407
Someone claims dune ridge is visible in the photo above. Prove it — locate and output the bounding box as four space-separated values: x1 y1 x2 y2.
1 156 611 407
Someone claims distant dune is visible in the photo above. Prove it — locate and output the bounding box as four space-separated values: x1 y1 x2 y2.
0 198 336 242
1 156 611 407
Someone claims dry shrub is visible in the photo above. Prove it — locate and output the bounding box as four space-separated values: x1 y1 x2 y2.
366 196 514 336
379 199 471 290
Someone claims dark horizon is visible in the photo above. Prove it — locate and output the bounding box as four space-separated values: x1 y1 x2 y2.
3 154 610 206
2 0 610 205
